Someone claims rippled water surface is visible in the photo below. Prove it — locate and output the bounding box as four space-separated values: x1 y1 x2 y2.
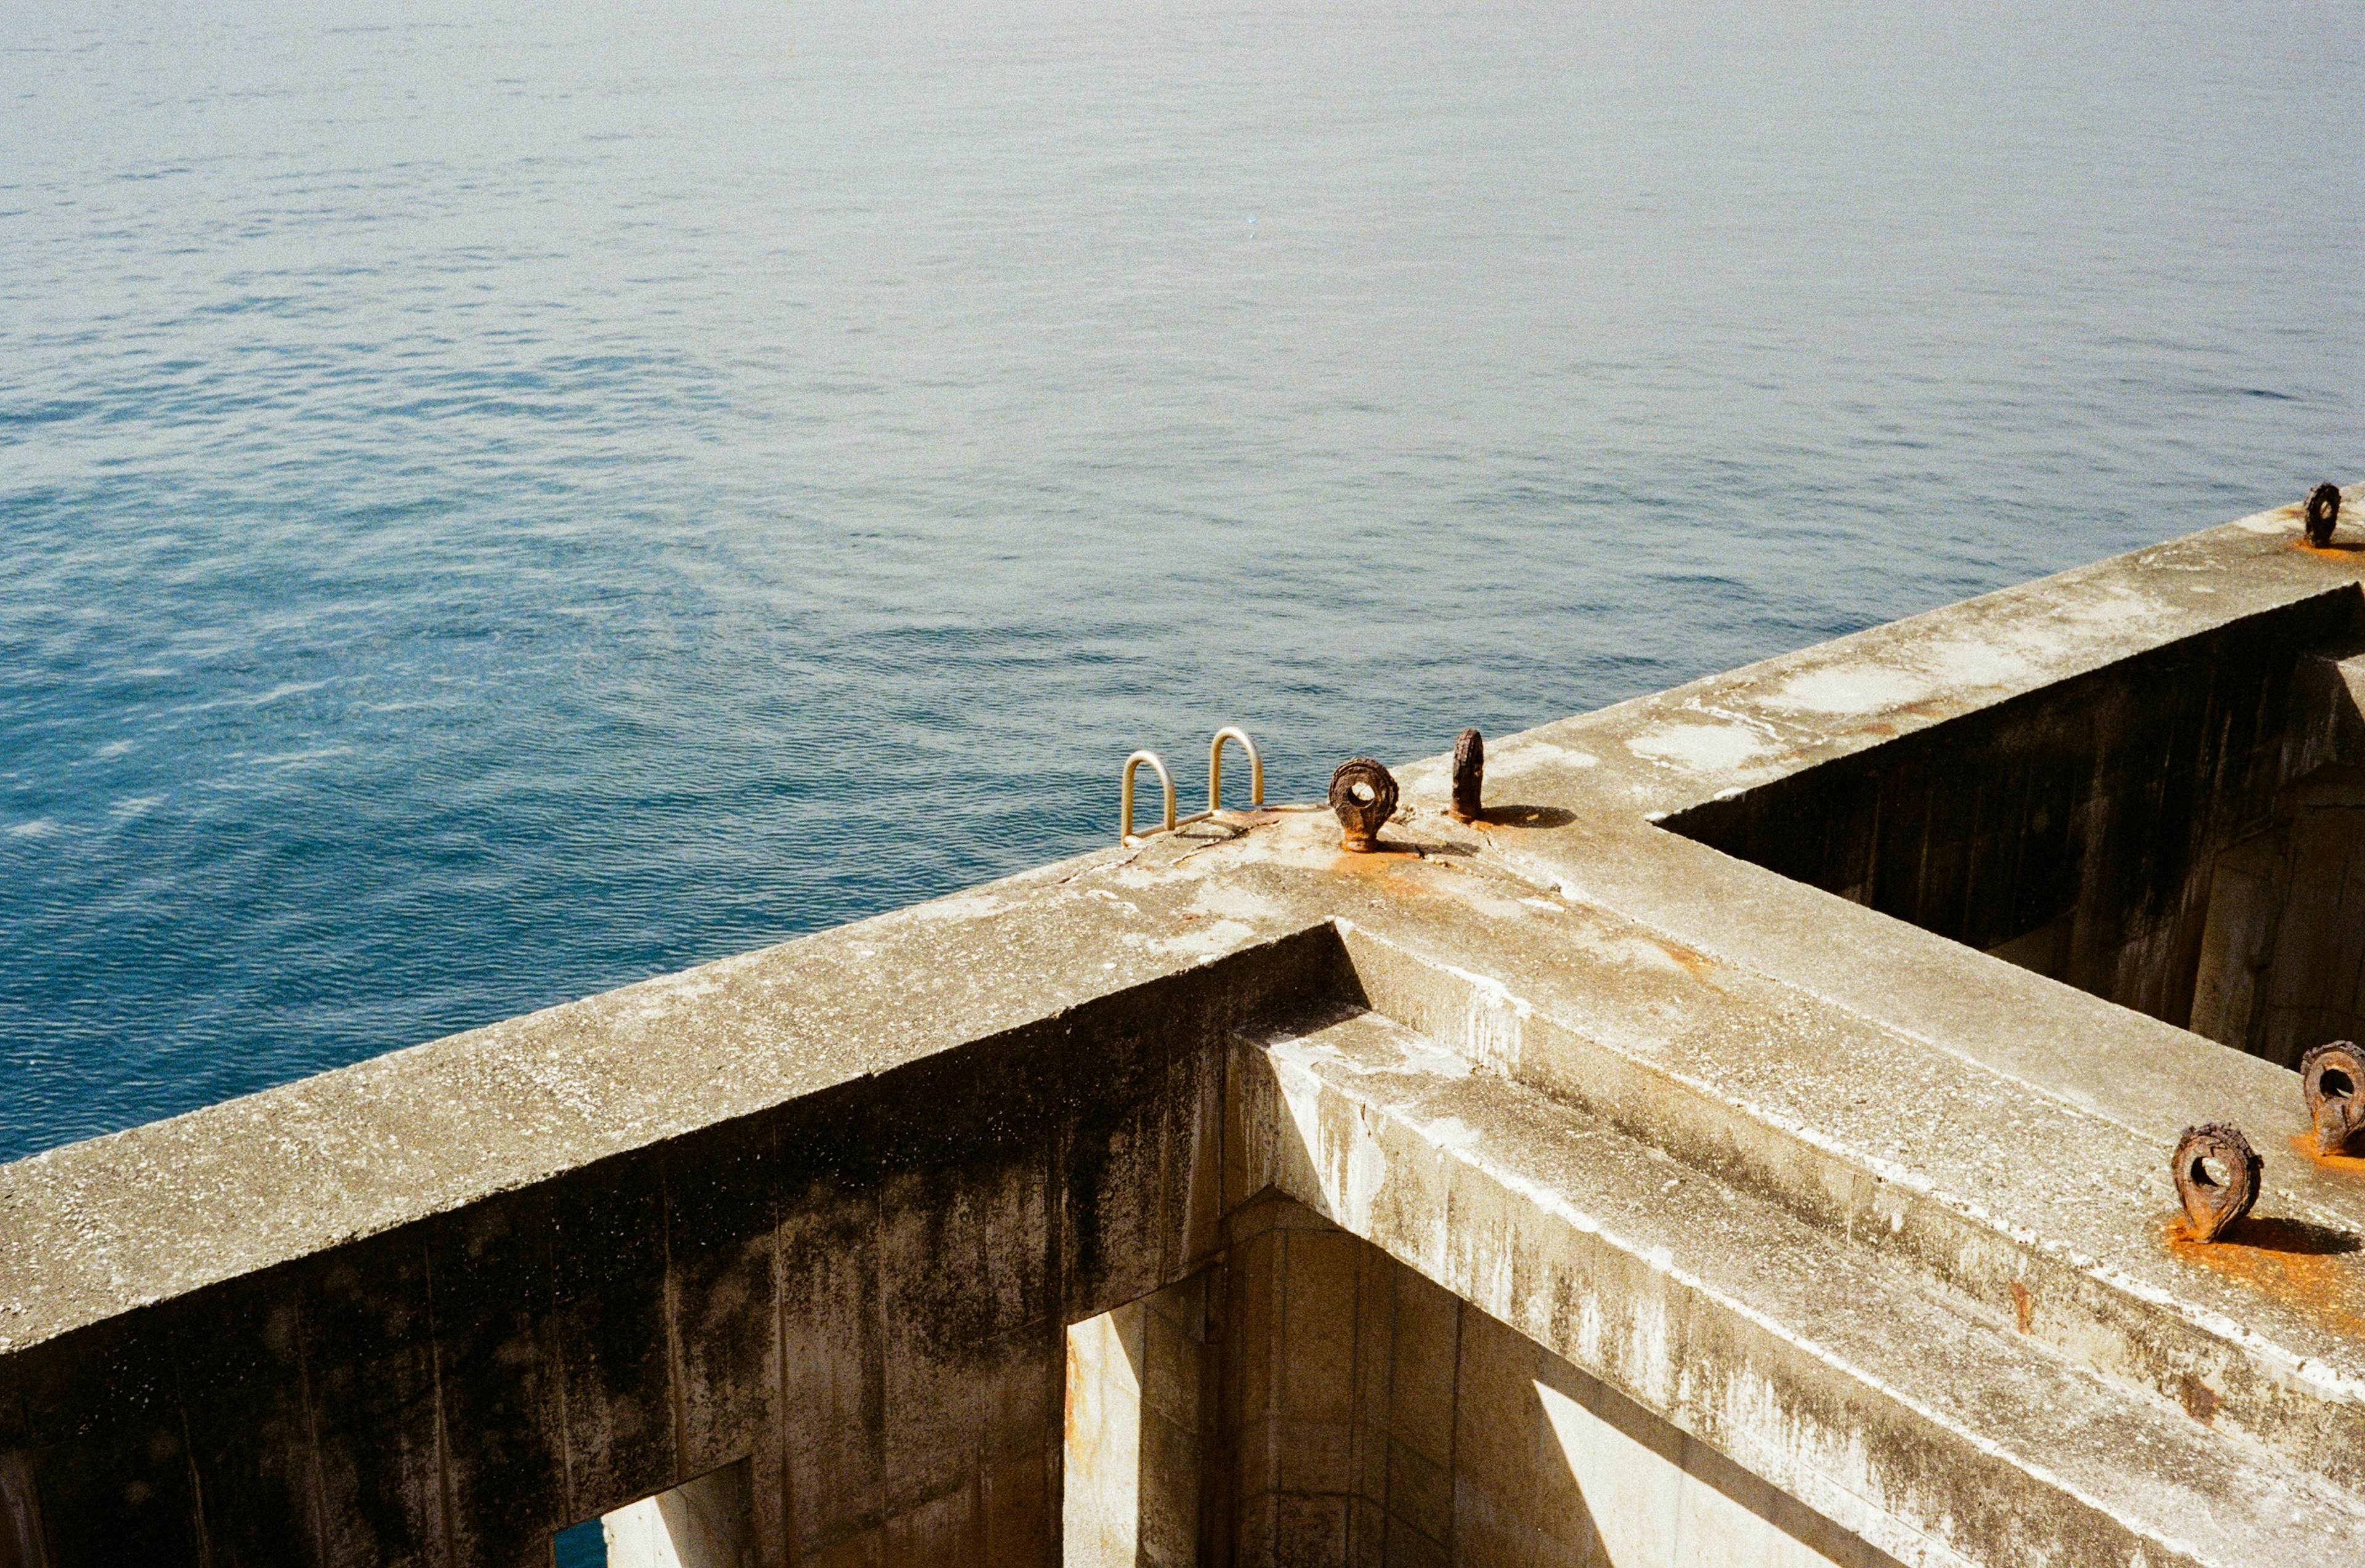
4 0 2361 1159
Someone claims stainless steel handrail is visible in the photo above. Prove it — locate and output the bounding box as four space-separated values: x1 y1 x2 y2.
1120 750 1176 843
1209 726 1263 814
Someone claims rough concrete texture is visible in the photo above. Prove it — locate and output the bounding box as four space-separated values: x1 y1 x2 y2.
2187 753 2365 1064
1235 1006 2356 1566
3 488 2364 1566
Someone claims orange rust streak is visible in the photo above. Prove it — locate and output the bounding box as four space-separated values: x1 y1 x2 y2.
1327 848 1423 873
2289 1130 2365 1176
1063 1332 1080 1444
1326 848 1441 899
1651 938 1714 979
2161 1212 2365 1342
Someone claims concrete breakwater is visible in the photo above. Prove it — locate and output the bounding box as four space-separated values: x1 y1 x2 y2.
5 490 2365 1566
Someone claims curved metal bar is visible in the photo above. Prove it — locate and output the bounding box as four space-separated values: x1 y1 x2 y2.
1209 726 1263 814
1121 750 1176 842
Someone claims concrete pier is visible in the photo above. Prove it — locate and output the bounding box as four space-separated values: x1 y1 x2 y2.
4 490 2364 1566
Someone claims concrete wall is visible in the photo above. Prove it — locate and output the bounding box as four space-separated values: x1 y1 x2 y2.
0 929 1348 1568
1668 589 2363 1038
1059 1189 1896 1568
2189 765 2365 1065
0 915 1897 1568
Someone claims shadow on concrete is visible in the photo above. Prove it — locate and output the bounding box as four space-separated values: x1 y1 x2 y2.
2223 1216 2362 1255
1479 805 1576 829
1532 1330 1908 1568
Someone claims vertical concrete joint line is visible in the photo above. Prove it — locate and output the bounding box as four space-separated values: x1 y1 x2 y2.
168 1352 212 1568
1372 1261 1393 1561
547 1215 577 1523
291 1295 333 1568
866 1185 889 1545
421 1239 458 1566
1045 1123 1068 1560
662 1154 689 1483
1345 1232 1367 1558
1444 1300 1465 1550
768 1121 796 1567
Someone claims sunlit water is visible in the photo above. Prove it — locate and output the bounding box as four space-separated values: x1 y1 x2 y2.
4 0 2360 1162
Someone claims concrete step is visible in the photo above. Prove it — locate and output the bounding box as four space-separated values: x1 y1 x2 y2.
1323 908 2365 1498
1234 1004 2365 1568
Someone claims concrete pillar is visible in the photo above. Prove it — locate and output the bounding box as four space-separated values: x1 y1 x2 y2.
1062 1273 1211 1568
1062 1300 1144 1567
602 1461 756 1568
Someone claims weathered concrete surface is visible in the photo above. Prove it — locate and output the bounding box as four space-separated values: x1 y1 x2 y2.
1668 582 2358 1023
1237 1006 2359 1566
2188 754 2365 1064
2 488 2363 1566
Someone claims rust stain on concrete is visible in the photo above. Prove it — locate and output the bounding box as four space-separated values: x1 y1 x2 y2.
2163 1213 2365 1341
2290 1131 2365 1176
1325 848 1442 899
1648 937 1715 979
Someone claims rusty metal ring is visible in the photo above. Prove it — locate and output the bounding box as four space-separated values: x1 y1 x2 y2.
2172 1123 2261 1242
2302 1041 2365 1156
1449 727 1485 824
1328 758 1399 853
2305 482 2342 548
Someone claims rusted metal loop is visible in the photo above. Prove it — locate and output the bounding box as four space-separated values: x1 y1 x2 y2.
1449 727 1485 823
1328 758 1399 853
2302 1041 2365 1156
1210 727 1264 814
2172 1123 2262 1242
2305 482 2343 548
1121 750 1176 843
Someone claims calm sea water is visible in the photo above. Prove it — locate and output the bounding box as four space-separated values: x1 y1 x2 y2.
4 0 2361 1163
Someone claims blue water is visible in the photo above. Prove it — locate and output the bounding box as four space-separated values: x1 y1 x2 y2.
4 1 2360 1161
551 1517 604 1568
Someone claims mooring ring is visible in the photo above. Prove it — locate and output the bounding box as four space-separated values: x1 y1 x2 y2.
2302 1041 2365 1156
2305 482 2343 548
1329 758 1399 852
1449 727 1485 823
2172 1123 2261 1242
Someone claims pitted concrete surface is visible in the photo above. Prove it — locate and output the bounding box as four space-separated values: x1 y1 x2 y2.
5 490 2364 1566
